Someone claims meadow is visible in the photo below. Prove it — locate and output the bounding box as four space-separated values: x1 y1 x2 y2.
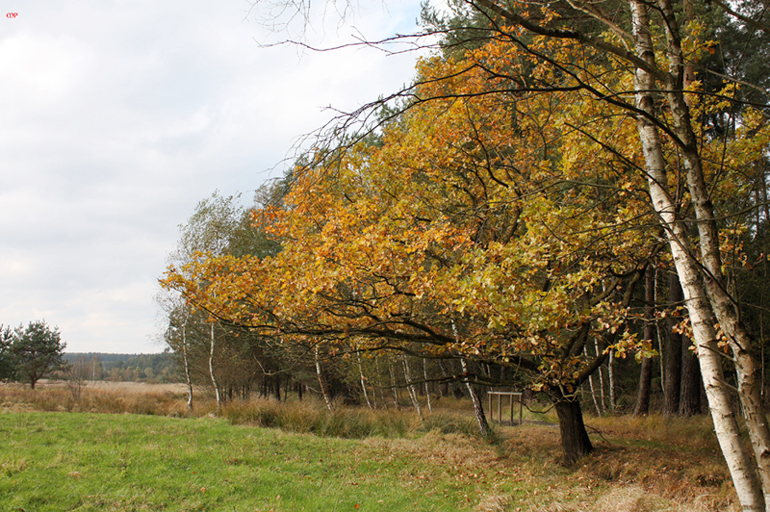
0 382 739 511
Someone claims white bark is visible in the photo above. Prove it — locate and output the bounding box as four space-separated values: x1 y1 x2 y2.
607 349 616 413
401 354 422 419
357 351 373 409
595 339 607 413
315 344 334 412
630 0 765 508
656 0 770 501
460 358 491 437
585 345 603 415
422 358 433 413
209 322 222 410
182 319 193 410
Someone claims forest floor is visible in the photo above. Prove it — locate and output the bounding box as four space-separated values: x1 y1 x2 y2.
0 382 738 511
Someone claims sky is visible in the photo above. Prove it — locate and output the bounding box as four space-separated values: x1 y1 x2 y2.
0 0 427 353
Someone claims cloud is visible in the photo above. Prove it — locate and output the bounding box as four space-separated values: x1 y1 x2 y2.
0 0 424 353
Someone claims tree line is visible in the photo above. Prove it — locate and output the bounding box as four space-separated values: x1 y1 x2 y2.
160 0 770 508
61 353 180 384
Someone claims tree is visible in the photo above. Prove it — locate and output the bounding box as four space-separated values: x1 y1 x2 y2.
0 325 15 382
163 33 663 463
64 355 90 400
11 320 66 389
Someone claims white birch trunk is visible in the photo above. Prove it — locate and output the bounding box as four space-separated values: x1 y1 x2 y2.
401 354 422 419
315 344 334 412
388 355 400 407
608 349 616 413
460 358 491 437
357 351 373 409
182 319 193 410
422 358 433 413
209 322 222 411
595 339 607 413
629 0 765 507
654 0 770 501
585 345 603 415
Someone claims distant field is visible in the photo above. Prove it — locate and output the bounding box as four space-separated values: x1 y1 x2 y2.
0 384 740 511
31 380 189 394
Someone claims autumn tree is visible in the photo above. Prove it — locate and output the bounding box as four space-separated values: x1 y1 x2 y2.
164 33 670 462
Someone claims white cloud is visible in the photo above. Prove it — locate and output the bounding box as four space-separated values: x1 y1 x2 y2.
0 0 425 353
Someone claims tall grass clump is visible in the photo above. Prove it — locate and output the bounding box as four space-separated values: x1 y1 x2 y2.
221 398 421 438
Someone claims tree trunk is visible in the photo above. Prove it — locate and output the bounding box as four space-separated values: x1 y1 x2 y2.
634 358 653 416
209 322 221 410
315 344 334 412
630 0 766 507
586 344 603 416
634 264 656 416
422 358 432 413
596 339 607 413
461 359 491 437
554 396 593 465
679 337 702 416
608 348 616 412
388 356 399 407
274 374 281 401
664 272 683 415
182 320 194 410
401 354 422 419
357 351 373 409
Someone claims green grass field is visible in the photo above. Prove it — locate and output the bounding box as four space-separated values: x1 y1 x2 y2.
1 412 527 511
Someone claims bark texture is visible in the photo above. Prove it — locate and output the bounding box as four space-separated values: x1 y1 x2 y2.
555 397 593 465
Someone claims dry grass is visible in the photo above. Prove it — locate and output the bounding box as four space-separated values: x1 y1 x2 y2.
491 414 737 512
0 381 195 416
0 382 742 512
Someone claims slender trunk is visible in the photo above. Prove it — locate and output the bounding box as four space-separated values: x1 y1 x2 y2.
274 374 281 401
401 354 422 419
679 336 703 415
595 339 607 413
634 358 653 416
357 351 373 409
554 395 593 465
388 355 399 407
630 0 765 507
608 349 616 413
314 344 334 412
461 359 491 437
665 272 683 415
586 345 603 416
634 264 656 416
182 320 193 410
422 358 432 413
209 322 221 410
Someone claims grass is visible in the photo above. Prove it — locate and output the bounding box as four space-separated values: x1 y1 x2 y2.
0 382 741 511
0 412 520 511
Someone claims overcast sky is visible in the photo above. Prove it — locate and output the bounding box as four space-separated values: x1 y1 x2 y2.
0 0 425 353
